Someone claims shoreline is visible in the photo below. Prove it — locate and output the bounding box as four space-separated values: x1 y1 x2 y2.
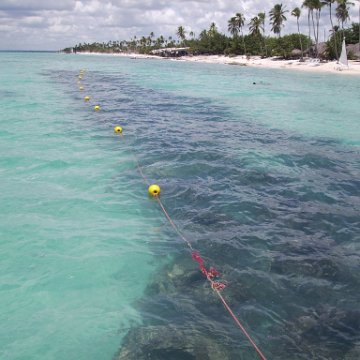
75 51 360 76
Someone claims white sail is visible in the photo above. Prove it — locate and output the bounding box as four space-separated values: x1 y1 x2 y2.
339 38 348 67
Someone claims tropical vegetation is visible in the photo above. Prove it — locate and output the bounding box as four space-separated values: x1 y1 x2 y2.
63 0 360 60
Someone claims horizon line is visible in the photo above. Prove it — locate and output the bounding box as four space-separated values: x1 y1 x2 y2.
0 50 58 53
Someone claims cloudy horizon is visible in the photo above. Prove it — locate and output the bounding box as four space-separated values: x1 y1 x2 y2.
0 0 358 50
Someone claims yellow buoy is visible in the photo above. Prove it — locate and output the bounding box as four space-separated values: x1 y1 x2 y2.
79 86 84 91
114 126 123 134
94 105 101 111
78 75 83 80
84 96 90 102
148 184 161 197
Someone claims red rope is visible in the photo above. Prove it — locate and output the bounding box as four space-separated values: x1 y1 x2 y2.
156 198 194 251
154 196 267 360
215 290 267 360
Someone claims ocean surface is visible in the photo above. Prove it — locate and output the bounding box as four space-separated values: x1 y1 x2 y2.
0 52 359 360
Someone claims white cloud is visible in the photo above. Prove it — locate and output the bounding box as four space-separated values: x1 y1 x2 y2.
0 0 358 50
0 0 75 12
21 15 46 27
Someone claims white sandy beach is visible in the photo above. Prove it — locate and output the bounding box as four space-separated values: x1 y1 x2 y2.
181 55 360 76
78 52 360 76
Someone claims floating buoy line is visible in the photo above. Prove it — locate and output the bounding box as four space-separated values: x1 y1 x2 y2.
76 70 267 360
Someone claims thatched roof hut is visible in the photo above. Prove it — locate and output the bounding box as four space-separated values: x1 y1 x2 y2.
290 49 302 58
346 43 360 60
150 47 189 57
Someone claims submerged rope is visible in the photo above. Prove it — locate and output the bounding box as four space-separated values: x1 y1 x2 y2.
77 70 267 360
155 197 194 252
215 290 267 360
154 192 267 360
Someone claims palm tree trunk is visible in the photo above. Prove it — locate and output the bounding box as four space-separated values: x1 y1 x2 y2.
329 4 339 60
241 30 247 56
358 0 360 52
297 19 304 60
311 10 318 57
316 9 321 58
262 23 267 57
308 10 312 57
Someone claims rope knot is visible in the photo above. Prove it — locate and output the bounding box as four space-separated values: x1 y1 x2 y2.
192 251 223 282
211 281 226 291
208 267 220 279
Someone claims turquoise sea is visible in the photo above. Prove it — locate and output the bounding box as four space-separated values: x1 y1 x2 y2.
0 52 359 360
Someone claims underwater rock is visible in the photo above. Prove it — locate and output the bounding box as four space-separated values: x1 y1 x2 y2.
345 342 360 360
145 257 208 296
115 325 231 360
144 255 222 305
297 315 318 332
290 306 360 358
270 256 340 281
115 256 247 359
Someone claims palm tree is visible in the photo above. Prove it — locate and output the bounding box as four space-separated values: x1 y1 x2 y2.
208 22 218 37
249 16 263 37
323 0 339 59
358 0 360 51
150 31 155 46
258 12 267 56
269 4 288 37
336 0 355 29
228 13 246 54
228 17 239 37
302 0 313 54
313 0 324 57
176 26 186 45
258 12 266 35
323 0 336 29
235 12 247 55
291 7 304 59
300 0 324 57
157 35 165 47
140 36 147 48
130 36 137 52
336 0 355 57
302 0 323 57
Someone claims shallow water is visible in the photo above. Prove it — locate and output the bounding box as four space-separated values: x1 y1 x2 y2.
0 52 359 359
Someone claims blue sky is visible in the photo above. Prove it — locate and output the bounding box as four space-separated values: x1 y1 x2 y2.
0 0 358 50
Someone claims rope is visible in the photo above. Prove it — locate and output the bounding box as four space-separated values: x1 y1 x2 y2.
153 193 267 360
156 197 194 251
215 289 267 360
135 159 150 186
